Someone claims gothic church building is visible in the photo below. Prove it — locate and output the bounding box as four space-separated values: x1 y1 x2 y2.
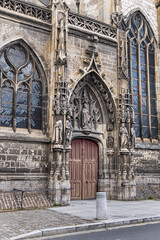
0 0 160 205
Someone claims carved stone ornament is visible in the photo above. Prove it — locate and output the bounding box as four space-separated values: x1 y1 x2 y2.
65 114 73 146
107 133 114 149
53 120 63 145
118 39 128 80
70 86 102 133
120 123 129 150
70 72 116 133
0 0 52 23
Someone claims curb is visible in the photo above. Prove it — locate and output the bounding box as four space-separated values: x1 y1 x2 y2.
10 216 160 240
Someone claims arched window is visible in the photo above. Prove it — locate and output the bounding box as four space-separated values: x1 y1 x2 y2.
0 42 43 132
127 12 158 140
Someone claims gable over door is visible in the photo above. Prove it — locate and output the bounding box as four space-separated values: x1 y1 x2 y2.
69 139 98 200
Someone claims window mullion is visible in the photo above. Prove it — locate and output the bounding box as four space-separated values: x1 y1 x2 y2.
146 45 152 141
129 41 133 100
13 88 17 132
138 43 143 139
28 87 31 134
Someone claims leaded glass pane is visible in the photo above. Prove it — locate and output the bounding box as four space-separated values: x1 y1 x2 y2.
34 69 40 80
141 64 146 72
149 66 155 74
16 105 28 117
142 115 148 126
151 128 158 139
150 74 155 83
142 97 148 114
143 127 149 138
32 81 42 94
0 53 14 80
31 118 41 130
16 117 27 128
141 72 147 81
17 91 28 105
151 116 157 128
134 126 140 137
135 114 140 125
132 62 138 70
149 52 154 66
0 87 13 127
0 116 13 127
141 81 147 89
31 94 42 107
132 46 138 55
16 89 28 128
142 88 147 96
133 104 139 113
132 71 138 79
150 99 156 115
133 95 139 105
8 45 26 68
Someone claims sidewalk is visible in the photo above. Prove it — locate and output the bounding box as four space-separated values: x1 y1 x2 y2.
0 200 160 240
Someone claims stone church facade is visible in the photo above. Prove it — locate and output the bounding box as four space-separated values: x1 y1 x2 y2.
0 0 160 205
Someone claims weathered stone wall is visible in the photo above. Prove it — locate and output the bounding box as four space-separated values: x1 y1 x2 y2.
0 141 49 191
65 0 113 24
0 7 52 192
67 33 117 96
133 148 160 185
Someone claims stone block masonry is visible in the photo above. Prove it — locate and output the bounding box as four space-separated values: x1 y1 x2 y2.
0 141 49 192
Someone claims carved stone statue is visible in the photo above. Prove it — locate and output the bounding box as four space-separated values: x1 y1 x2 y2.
53 120 63 145
82 103 91 130
65 115 73 146
107 133 114 149
130 127 136 148
120 123 129 149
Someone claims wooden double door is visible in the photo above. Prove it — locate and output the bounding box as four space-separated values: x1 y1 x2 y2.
69 139 99 200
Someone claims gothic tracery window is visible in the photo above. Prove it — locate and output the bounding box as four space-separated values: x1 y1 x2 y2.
127 12 158 140
0 42 43 132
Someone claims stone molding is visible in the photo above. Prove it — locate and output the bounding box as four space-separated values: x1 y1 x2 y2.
0 0 52 23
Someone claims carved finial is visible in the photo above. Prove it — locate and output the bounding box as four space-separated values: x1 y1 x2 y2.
76 0 80 14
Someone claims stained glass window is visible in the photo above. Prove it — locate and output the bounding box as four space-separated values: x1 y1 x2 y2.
127 12 158 140
0 42 43 132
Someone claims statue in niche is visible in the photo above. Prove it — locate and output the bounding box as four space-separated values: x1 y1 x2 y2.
82 103 91 130
65 115 73 146
130 127 136 148
120 123 129 149
107 133 114 149
53 120 63 145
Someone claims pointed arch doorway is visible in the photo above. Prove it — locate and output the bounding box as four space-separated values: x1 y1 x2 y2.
69 139 99 200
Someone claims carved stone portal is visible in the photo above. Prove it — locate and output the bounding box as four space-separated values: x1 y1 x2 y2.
70 85 102 132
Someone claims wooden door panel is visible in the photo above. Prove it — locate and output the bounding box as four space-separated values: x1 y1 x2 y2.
69 139 98 200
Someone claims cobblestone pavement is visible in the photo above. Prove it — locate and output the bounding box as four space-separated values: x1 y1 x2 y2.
0 208 95 240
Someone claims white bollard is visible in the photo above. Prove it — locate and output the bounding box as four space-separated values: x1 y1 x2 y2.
96 192 107 220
